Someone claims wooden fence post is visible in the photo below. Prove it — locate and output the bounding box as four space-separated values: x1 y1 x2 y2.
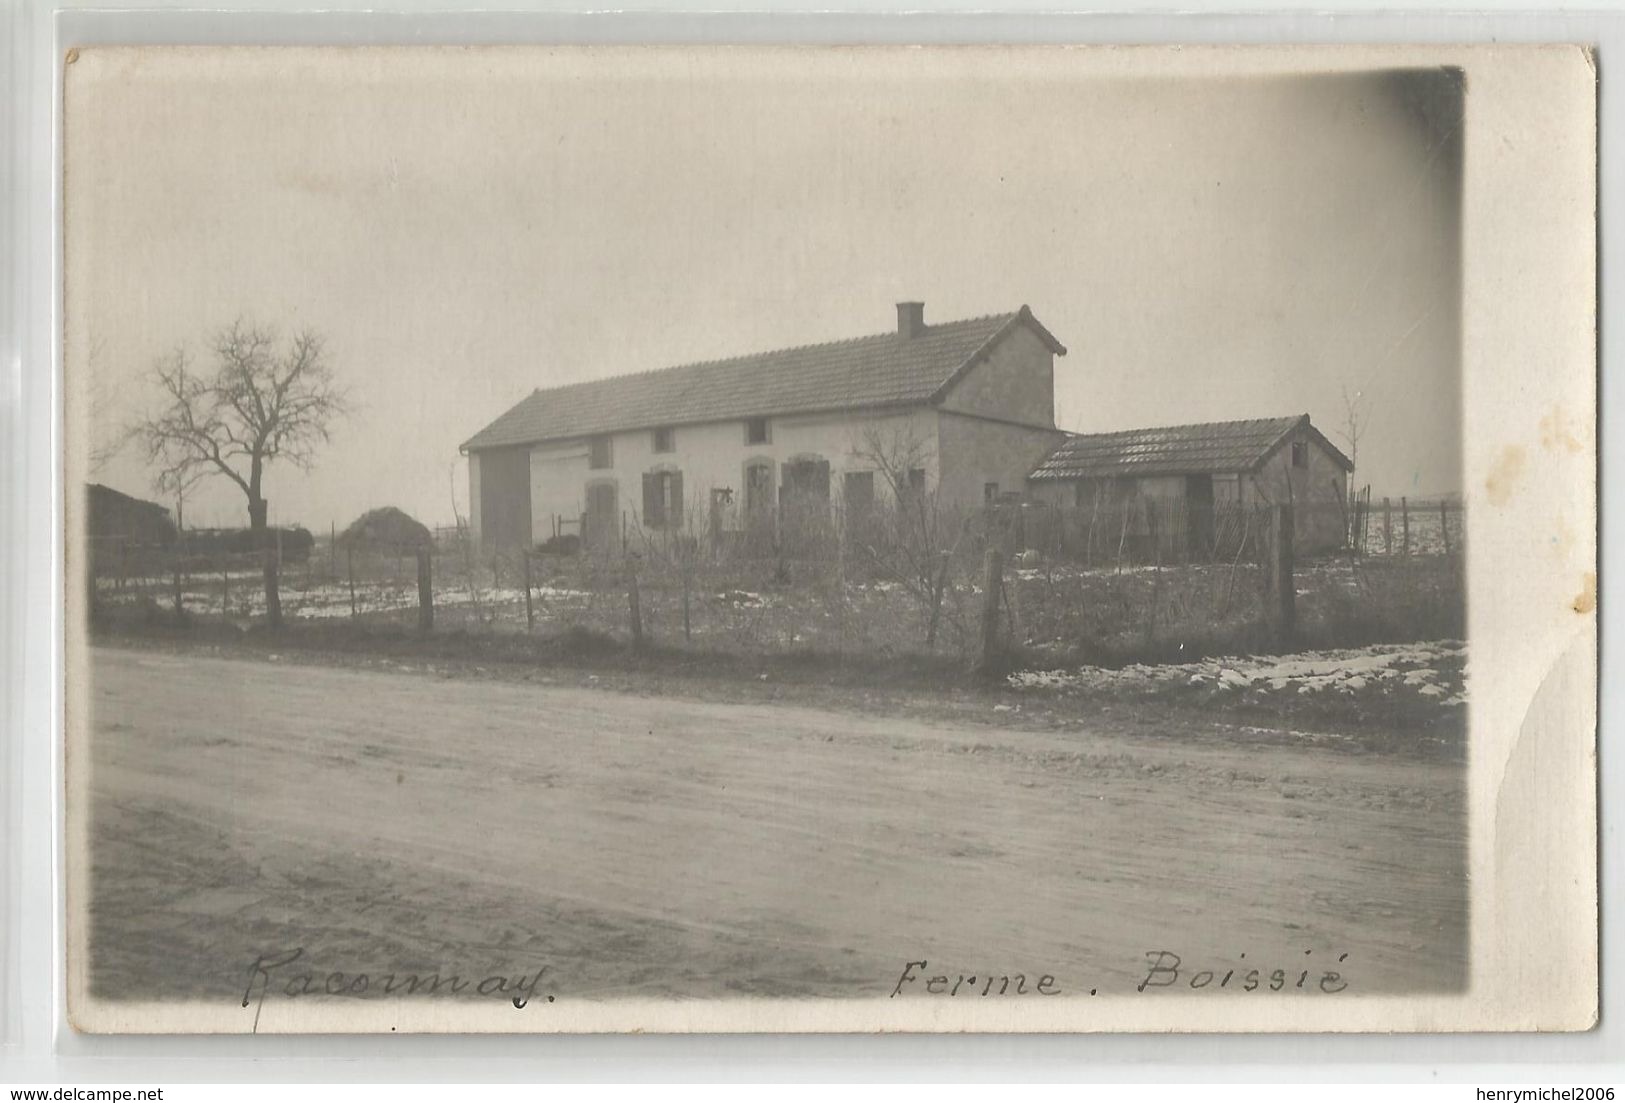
1439 499 1451 557
682 564 692 643
263 544 282 629
221 553 230 615
347 546 358 619
627 567 644 648
977 547 1005 675
1147 512 1162 644
523 550 535 631
172 546 184 620
1270 504 1296 648
1401 496 1411 557
416 547 433 632
1383 496 1393 556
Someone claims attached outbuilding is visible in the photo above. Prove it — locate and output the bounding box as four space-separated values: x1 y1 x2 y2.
1026 414 1355 555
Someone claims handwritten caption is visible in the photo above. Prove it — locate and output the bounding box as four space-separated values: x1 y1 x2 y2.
889 950 1350 998
241 948 553 1022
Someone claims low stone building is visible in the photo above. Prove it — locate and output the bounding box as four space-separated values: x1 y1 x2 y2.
1026 414 1354 555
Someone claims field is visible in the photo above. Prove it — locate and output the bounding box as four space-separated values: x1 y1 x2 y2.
85 645 1468 1013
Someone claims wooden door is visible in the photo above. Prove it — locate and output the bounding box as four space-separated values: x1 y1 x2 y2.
585 483 618 555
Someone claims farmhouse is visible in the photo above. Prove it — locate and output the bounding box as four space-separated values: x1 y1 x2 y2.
461 302 1069 551
1026 414 1354 554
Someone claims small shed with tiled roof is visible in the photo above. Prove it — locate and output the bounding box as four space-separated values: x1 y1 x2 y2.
1027 414 1354 554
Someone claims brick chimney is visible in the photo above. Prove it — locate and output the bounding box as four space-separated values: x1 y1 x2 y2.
896 301 925 339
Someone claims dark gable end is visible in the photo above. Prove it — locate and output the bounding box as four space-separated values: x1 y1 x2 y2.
461 306 1065 454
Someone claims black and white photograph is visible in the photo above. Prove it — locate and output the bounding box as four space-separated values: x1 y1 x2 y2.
59 44 1597 1034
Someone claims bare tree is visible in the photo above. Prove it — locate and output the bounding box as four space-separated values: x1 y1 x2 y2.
1336 383 1368 476
846 421 974 648
1334 383 1371 548
135 319 349 625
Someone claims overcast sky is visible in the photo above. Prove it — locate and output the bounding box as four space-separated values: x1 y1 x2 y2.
70 48 1464 530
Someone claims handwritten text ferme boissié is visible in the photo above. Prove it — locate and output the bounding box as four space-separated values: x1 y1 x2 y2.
889 951 1351 998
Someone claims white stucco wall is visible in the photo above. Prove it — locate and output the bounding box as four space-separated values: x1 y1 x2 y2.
526 407 942 544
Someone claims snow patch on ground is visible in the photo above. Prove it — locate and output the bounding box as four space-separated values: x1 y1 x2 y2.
1010 641 1467 706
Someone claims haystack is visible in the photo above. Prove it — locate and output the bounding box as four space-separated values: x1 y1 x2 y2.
339 506 432 552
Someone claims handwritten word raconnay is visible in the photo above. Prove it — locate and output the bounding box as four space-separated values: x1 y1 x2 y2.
241 948 552 1017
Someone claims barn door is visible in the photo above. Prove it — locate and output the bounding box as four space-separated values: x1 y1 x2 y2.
1185 475 1215 558
780 458 832 552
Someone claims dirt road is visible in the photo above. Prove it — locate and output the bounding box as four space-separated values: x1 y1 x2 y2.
84 645 1466 1008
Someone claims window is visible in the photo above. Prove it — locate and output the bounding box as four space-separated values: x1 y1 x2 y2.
653 427 675 454
984 481 1000 503
642 469 684 528
844 471 875 515
1075 480 1106 509
745 417 770 445
907 468 927 496
1291 441 1308 468
588 435 612 470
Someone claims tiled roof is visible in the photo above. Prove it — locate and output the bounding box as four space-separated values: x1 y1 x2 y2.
462 307 1064 452
1030 415 1353 480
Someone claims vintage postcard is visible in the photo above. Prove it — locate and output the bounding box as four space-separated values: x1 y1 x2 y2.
61 44 1597 1033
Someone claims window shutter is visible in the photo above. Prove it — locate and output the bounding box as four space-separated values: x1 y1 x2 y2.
670 471 684 528
642 472 660 528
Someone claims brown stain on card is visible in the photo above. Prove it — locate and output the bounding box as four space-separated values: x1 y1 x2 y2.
1485 445 1526 506
1572 572 1596 615
1539 407 1586 454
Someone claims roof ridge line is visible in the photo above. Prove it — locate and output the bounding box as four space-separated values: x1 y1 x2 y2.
515 310 1022 399
1060 414 1304 439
